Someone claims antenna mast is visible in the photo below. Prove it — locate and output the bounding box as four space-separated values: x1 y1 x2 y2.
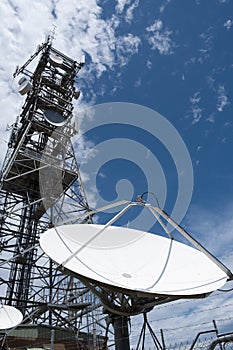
0 39 96 333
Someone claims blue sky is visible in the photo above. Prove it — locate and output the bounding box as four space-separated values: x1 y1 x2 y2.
88 0 233 210
0 0 233 347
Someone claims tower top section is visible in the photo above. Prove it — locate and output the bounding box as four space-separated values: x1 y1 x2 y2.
13 33 85 79
1 38 86 201
13 37 85 128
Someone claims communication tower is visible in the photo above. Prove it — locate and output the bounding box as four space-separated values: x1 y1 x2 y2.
1 35 232 350
0 35 97 331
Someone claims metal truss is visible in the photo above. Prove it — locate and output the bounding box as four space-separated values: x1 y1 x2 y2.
0 36 98 330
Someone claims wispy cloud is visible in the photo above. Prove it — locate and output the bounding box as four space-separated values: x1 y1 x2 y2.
145 19 175 55
184 204 233 269
115 0 140 23
185 28 213 65
134 77 141 87
189 92 203 124
223 19 233 30
115 0 132 13
0 0 141 135
206 113 216 123
217 85 230 112
160 0 172 13
198 28 213 63
125 0 140 23
146 60 152 69
0 0 141 77
129 204 233 348
115 33 141 66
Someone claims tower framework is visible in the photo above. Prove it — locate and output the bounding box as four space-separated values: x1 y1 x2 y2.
0 37 98 330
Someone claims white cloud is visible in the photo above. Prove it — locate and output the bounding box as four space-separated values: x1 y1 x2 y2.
129 204 233 348
184 204 233 264
198 29 213 63
116 0 132 13
130 286 233 348
191 106 202 124
115 0 140 23
206 74 215 89
206 113 216 123
189 92 203 124
185 28 213 65
125 0 140 23
134 77 141 87
159 0 172 13
224 19 233 30
146 60 152 69
217 85 230 112
115 33 141 66
146 19 174 55
0 0 141 165
147 19 163 32
0 0 141 81
190 92 201 105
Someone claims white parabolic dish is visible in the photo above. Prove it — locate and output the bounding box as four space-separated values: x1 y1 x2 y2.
40 224 228 297
0 305 23 330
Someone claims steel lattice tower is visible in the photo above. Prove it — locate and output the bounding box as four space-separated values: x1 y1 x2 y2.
0 36 98 329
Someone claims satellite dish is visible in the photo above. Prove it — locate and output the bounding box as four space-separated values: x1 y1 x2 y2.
40 224 228 297
49 53 63 67
18 76 27 85
0 305 23 330
18 79 32 95
73 89 81 100
43 109 67 126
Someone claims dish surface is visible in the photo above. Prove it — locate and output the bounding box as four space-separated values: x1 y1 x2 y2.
0 305 23 330
40 224 228 296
